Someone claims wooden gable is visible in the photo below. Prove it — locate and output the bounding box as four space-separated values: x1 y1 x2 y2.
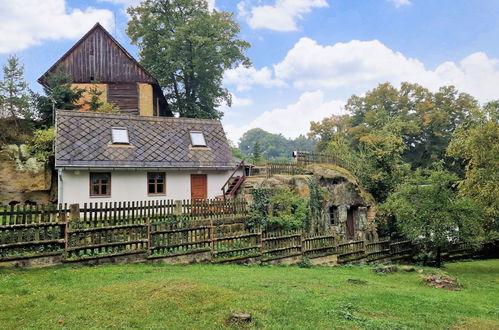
38 23 157 85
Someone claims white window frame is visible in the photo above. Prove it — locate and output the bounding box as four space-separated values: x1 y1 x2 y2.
111 127 130 144
190 131 207 147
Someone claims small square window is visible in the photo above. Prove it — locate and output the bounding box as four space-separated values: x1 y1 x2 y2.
111 127 129 144
190 131 206 147
90 173 111 197
147 172 166 195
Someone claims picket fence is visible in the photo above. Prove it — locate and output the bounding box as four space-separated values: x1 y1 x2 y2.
0 199 416 266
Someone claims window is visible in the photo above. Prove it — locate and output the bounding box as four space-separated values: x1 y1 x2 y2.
329 205 338 225
148 172 166 195
90 173 111 197
111 127 129 144
190 131 206 147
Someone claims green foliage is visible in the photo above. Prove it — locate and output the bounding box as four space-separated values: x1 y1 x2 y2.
309 82 481 203
34 65 84 127
246 187 270 230
447 101 499 239
95 102 120 114
0 55 32 121
267 188 309 231
297 257 313 268
239 128 316 160
27 127 55 162
382 164 483 266
251 141 262 164
85 84 104 111
247 187 308 231
127 0 250 119
231 146 245 160
0 55 37 144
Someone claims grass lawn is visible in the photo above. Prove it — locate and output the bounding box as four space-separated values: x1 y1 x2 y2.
0 260 498 329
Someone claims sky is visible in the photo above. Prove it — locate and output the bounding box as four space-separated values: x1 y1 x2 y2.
1 0 499 144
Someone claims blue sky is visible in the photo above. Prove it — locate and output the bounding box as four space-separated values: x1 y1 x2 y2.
1 0 499 143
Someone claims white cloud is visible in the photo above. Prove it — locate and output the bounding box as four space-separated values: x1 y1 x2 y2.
224 90 345 142
224 65 286 91
231 94 253 107
0 0 114 53
238 0 328 32
273 37 499 102
387 0 412 8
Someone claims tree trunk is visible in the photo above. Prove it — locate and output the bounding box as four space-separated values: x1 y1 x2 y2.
436 246 442 268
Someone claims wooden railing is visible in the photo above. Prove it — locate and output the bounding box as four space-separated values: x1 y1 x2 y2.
221 158 246 199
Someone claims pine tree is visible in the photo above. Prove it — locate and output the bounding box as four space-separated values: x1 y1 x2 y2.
0 55 31 121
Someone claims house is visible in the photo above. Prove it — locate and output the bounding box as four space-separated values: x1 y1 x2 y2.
55 110 244 204
38 23 172 117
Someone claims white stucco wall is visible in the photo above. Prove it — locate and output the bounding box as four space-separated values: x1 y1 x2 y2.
58 169 244 205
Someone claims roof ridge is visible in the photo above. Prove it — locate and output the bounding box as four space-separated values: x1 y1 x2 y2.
56 110 222 125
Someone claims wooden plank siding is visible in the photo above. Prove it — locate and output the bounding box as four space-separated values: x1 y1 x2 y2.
40 24 156 84
107 83 139 115
38 23 174 117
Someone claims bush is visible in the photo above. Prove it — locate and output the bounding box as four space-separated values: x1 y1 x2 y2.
27 127 54 162
246 187 309 231
95 102 120 114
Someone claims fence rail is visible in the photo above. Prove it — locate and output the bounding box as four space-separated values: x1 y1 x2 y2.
3 201 477 267
266 160 306 177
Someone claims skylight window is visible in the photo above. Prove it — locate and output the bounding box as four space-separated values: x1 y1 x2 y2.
111 127 129 144
190 131 206 147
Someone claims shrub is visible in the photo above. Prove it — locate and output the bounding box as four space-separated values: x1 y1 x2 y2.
27 127 55 162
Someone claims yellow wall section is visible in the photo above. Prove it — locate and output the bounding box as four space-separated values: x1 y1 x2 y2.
139 83 153 116
72 83 107 111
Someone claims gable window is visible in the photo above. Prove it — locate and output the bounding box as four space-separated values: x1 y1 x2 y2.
148 172 166 195
90 173 111 197
111 127 129 144
190 131 206 147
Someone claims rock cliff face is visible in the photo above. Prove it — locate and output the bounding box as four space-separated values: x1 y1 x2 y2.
0 145 53 205
238 164 377 241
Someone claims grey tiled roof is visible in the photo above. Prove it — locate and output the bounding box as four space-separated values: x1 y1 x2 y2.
55 110 234 169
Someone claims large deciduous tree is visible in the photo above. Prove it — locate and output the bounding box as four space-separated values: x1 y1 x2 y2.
382 165 482 267
447 101 499 238
127 0 251 119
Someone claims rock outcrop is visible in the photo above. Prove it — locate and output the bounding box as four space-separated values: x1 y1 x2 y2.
0 144 54 205
237 163 377 241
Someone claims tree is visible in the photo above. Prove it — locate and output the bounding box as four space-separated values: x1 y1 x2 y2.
0 55 32 121
382 165 482 267
127 0 251 119
252 141 262 164
239 128 316 160
447 101 499 238
34 65 83 127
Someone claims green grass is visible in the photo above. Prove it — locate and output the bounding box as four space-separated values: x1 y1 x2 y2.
0 260 498 329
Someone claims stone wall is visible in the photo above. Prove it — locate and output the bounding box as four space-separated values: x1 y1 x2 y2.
0 144 53 205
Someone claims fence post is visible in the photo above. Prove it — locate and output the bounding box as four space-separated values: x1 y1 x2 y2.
258 226 263 257
146 216 151 255
174 200 182 215
65 204 79 258
209 218 215 262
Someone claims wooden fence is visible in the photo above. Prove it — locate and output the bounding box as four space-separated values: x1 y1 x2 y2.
266 160 307 177
0 204 67 260
294 151 347 169
1 200 478 267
